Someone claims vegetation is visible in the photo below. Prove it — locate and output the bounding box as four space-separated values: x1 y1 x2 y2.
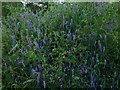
2 2 119 89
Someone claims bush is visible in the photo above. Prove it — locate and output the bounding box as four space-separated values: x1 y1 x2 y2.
2 2 119 89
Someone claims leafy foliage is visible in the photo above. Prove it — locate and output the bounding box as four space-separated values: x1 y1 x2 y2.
2 2 119 89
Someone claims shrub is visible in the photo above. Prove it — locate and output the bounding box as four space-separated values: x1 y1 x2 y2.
2 2 119 89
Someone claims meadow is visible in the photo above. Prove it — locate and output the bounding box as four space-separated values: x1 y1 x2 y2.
2 2 119 89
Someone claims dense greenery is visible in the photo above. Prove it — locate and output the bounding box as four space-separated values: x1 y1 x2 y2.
2 2 119 89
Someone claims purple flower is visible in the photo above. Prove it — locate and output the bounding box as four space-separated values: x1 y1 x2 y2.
44 35 47 40
43 39 46 46
18 59 25 67
92 56 94 63
70 18 73 26
65 21 68 24
31 68 35 78
35 41 40 49
26 35 32 49
11 35 15 44
94 51 96 55
83 67 87 74
98 40 102 52
67 32 72 40
104 34 107 42
86 51 89 57
73 34 76 40
107 24 113 32
103 46 105 53
90 74 94 87
104 59 106 68
37 29 41 36
50 77 53 83
50 38 53 44
38 63 42 72
35 67 38 72
26 29 28 35
94 41 97 48
66 26 69 32
96 53 99 62
26 20 31 29
29 64 32 71
37 72 40 85
79 52 82 60
100 83 102 88
97 2 102 9
90 16 92 21
72 68 74 77
77 35 80 39
43 80 46 88
62 74 65 80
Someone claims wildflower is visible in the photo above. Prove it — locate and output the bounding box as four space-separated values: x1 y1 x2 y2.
90 74 94 87
37 72 40 85
44 35 47 40
72 68 74 77
104 59 106 68
92 56 94 63
73 34 76 40
108 24 113 32
65 21 68 24
31 68 35 79
43 39 46 46
35 67 38 72
90 16 92 21
26 29 28 35
103 46 105 53
11 35 15 44
50 38 53 44
96 53 99 62
38 63 42 72
26 20 31 29
97 2 102 9
77 35 80 39
37 29 41 36
66 26 69 33
98 40 102 52
18 59 25 67
26 35 32 49
83 67 87 74
70 18 73 26
94 41 97 48
104 34 107 42
50 77 53 83
67 31 72 40
94 50 96 55
35 41 40 49
100 83 102 88
62 74 64 80
86 51 89 57
29 64 32 71
43 75 46 88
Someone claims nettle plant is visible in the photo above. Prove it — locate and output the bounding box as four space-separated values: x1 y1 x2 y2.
2 2 119 88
